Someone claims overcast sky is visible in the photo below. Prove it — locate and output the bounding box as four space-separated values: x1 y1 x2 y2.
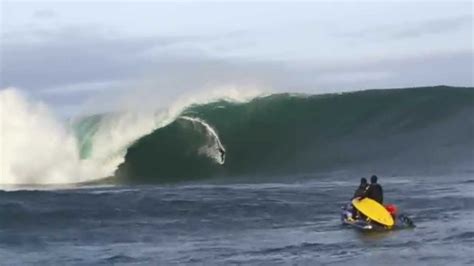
1 1 472 116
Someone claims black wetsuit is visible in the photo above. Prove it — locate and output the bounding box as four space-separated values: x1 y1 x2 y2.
219 148 225 162
365 183 383 204
353 185 368 199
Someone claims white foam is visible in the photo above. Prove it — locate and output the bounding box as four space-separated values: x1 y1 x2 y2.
0 89 81 184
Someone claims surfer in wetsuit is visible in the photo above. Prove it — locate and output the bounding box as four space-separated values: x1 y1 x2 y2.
353 177 369 199
219 147 225 163
363 175 384 204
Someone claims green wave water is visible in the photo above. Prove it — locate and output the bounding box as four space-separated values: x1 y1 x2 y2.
111 86 474 183
72 114 103 159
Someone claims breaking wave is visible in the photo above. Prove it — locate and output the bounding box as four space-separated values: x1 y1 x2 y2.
0 87 258 185
115 86 474 183
1 86 472 185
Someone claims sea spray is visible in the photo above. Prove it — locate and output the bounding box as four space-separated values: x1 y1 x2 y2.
0 89 81 184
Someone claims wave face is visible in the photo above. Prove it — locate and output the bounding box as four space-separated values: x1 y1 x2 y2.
115 86 474 183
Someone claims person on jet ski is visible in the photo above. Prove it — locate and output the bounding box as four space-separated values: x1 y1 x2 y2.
347 177 369 220
363 175 384 204
353 177 369 199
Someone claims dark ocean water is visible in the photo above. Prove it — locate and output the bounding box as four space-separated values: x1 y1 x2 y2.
1 174 473 265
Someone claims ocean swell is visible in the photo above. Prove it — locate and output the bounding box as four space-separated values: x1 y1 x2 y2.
115 86 474 183
1 86 472 186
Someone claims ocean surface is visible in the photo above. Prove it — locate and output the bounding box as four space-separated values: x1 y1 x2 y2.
1 174 473 265
1 86 473 265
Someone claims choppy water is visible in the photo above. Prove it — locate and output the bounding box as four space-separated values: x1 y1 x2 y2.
1 174 473 265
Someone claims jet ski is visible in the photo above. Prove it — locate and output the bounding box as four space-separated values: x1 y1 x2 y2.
341 201 415 231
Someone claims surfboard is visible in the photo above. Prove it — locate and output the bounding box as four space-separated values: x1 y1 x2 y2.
352 198 394 227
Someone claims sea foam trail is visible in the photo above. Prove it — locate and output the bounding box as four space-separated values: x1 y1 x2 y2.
0 87 261 185
179 116 226 164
